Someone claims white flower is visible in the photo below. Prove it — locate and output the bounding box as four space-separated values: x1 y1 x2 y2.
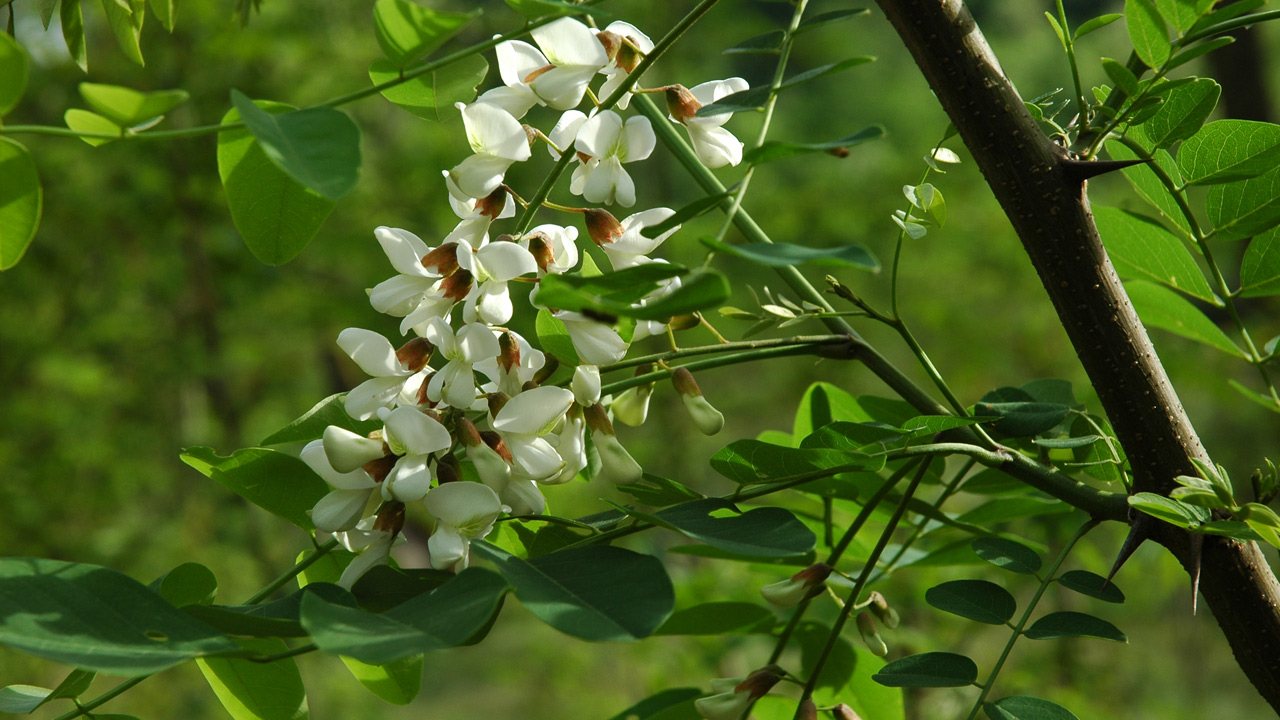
448 102 532 199
544 408 588 485
526 17 610 110
694 679 753 720
600 207 678 269
571 365 601 406
520 223 580 276
455 240 537 325
611 383 653 427
334 517 405 589
596 21 654 110
593 429 643 484
423 318 501 410
379 406 453 503
571 111 655 207
322 425 387 474
302 440 378 533
424 482 505 571
475 328 546 398
671 78 749 168
336 328 431 419
492 385 576 482
479 38 546 118
546 109 588 160
555 310 629 365
443 184 517 248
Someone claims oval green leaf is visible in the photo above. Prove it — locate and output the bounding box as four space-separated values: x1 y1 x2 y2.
655 602 776 636
1179 120 1280 185
1125 279 1246 357
373 0 479 68
1207 165 1280 241
744 125 885 165
1107 141 1192 236
1024 611 1127 641
926 579 1017 624
1240 227 1280 297
702 237 879 271
1093 206 1214 301
260 393 382 445
78 83 189 126
985 695 1081 720
651 498 815 558
0 33 29 116
0 685 50 714
1128 491 1210 527
179 446 329 530
101 0 145 66
229 90 361 201
1056 570 1126 603
1137 78 1220 148
196 637 309 720
369 55 487 122
151 562 218 608
217 102 337 264
472 543 674 642
340 655 422 706
1126 0 1171 68
61 0 88 72
0 558 239 674
971 537 1043 575
64 109 121 147
0 138 42 270
872 652 978 688
710 439 878 485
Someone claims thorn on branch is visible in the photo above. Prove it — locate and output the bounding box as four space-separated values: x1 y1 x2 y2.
1105 511 1158 587
1061 157 1151 184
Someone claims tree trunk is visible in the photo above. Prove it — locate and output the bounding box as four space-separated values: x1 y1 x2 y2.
872 0 1280 709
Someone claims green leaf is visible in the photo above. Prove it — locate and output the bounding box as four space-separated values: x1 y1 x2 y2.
925 579 1017 625
641 192 731 238
972 537 1043 574
797 8 870 31
372 0 479 68
1167 36 1235 70
1154 0 1211 33
261 393 380 445
872 652 978 688
536 266 730 321
1044 12 1067 49
1129 491 1211 527
985 695 1081 720
899 415 994 439
1125 279 1246 356
0 138 42 271
100 0 145 65
1056 570 1125 603
182 583 354 638
300 568 509 663
780 57 876 90
1240 227 1280 296
1126 0 1171 67
1178 120 1280 185
368 55 487 122
0 685 50 714
1135 78 1219 148
179 446 328 530
649 498 816 557
701 237 879 272
744 125 884 165
473 543 673 641
0 33 29 116
1207 165 1280 241
1075 12 1124 39
197 637 309 720
61 0 88 72
502 0 607 17
148 0 175 31
78 83 189 126
792 382 875 442
217 102 336 264
0 558 239 674
1227 380 1280 415
723 29 784 55
340 655 422 705
151 562 217 607
535 308 580 365
45 669 97 705
1024 611 1127 641
229 90 361 200
1092 206 1215 301
655 602 775 635
39 0 59 28
973 388 1070 438
694 86 771 117
64 109 122 147
607 689 703 720
1101 58 1139 97
1106 141 1192 236
710 439 877 485
956 496 1072 525
615 473 703 507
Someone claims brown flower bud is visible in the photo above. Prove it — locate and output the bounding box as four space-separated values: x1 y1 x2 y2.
498 331 521 373
616 39 643 73
475 185 510 220
735 664 785 698
395 337 434 372
668 313 700 331
480 430 514 463
373 500 406 535
421 242 460 276
797 698 818 720
583 401 616 435
596 30 621 61
832 704 864 720
523 124 538 148
526 232 555 273
457 416 483 447
671 366 702 397
487 391 510 419
440 269 474 302
857 612 887 657
665 84 701 122
584 208 625 246
868 591 900 629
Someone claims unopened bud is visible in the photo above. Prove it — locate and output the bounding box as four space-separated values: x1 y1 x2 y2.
373 500 406 535
440 269 474 302
857 612 887 657
673 368 724 435
665 84 701 122
596 30 621 61
616 38 643 73
323 426 388 473
457 417 483 447
583 401 615 435
475 185 510 220
669 313 700 331
572 365 601 406
526 232 555 273
498 331 521 373
832 704 864 720
487 391 510 419
422 243 460 276
533 355 560 385
737 665 786 698
592 430 643 484
396 337 434 372
868 591 900 629
584 208 625 245
797 698 818 720
671 366 702 396
760 562 832 609
415 372 436 406
480 430 515 464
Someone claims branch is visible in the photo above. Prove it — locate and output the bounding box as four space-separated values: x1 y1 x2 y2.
873 0 1280 709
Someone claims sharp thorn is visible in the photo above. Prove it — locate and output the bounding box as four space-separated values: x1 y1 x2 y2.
1062 157 1151 183
1189 532 1203 615
1104 513 1156 587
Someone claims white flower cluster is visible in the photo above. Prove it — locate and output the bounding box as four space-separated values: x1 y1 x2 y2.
302 17 746 588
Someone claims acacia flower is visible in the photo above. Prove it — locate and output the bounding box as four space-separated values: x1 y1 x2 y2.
479 38 546 119
595 21 653 110
443 184 517 248
544 404 588 485
424 482 505 571
666 78 749 168
335 514 406 589
584 402 642 485
455 239 538 325
571 110 656 207
760 562 833 609
448 101 532 199
302 440 380 533
598 207 679 269
554 310 629 365
694 666 785 720
379 406 454 503
671 367 724 435
423 318 501 410
546 109 588 160
572 365 601 406
491 385 576 482
475 328 546 398
525 17 610 110
336 328 433 419
519 223 580 276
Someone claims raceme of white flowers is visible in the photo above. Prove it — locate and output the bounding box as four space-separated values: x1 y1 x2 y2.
301 17 744 588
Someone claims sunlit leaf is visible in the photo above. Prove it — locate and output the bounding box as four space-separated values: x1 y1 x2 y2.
1134 77 1219 148
744 126 885 165
985 695 1081 720
61 0 88 72
1206 165 1280 241
78 83 189 127
369 55 488 122
702 237 879 271
1178 120 1280 185
150 562 217 608
1125 279 1246 356
710 439 879 485
197 637 309 720
0 33 29 116
648 498 815 557
1092 206 1214 301
101 0 145 66
1107 141 1192 236
1075 13 1124 39
230 90 361 200
1240 227 1280 296
1057 570 1126 603
0 138 42 270
260 393 381 445
724 30 783 54
179 446 328 530
1126 0 1171 67
972 537 1042 574
373 0 479 68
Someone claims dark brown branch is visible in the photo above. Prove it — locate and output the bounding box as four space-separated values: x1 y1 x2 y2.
873 0 1280 709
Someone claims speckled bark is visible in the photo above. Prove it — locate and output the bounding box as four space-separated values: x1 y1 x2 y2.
873 0 1280 709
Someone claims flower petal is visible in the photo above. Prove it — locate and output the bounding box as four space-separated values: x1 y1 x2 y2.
531 17 608 68
493 385 575 434
574 110 624 158
337 328 404 377
344 376 406 421
384 406 452 456
323 426 386 473
425 481 504 527
460 102 532 161
301 440 378 490
311 489 372 533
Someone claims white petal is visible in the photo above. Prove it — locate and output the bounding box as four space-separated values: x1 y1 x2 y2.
507 435 565 482
337 328 404 377
531 66 602 110
449 153 517 200
338 535 394 589
502 478 547 516
369 274 433 317
311 489 372 533
611 384 653 427
323 426 386 473
547 110 588 159
604 21 654 53
496 39 548 87
611 207 677 256
478 84 542 120
460 102 532 161
425 482 504 528
689 77 749 106
427 525 469 570
456 322 502 362
385 454 433 503
422 316 457 355
687 125 743 168
494 386 575 435
441 361 480 409
572 365 601 406
384 406 452 456
531 17 608 68
301 440 378 490
574 110 624 158
593 430 643 484
559 313 629 365
621 116 656 162
476 242 538 282
473 283 515 325
344 376 405 421
374 226 433 277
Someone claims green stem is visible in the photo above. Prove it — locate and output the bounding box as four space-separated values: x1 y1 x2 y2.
1054 0 1088 128
601 334 851 373
1178 9 1280 46
513 0 723 234
247 643 318 663
963 518 1100 720
244 537 340 604
796 459 933 716
600 341 852 395
876 457 976 578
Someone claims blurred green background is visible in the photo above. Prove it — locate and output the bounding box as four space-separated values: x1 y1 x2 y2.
2 0 1279 717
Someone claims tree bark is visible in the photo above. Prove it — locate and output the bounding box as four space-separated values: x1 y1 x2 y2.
872 0 1280 710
